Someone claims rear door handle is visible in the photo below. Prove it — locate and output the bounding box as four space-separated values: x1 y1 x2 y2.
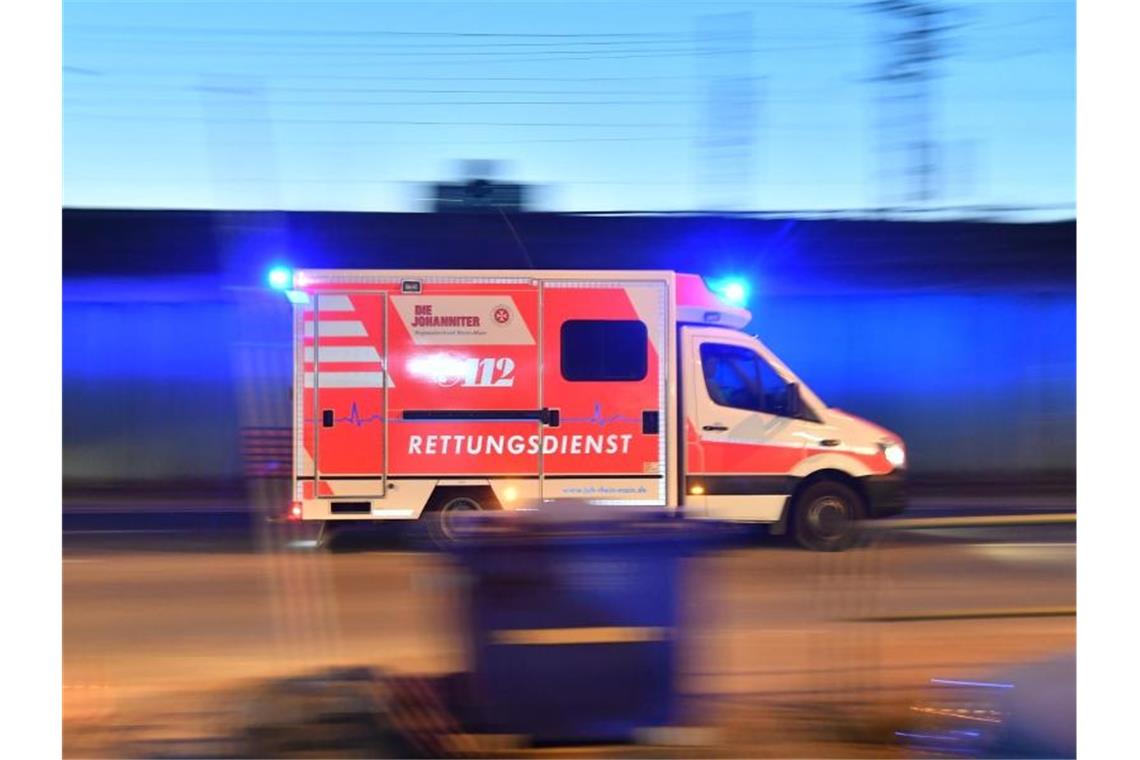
702 424 728 432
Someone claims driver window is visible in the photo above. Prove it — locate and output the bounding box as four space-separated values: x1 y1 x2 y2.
700 343 792 416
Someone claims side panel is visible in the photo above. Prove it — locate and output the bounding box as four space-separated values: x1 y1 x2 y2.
540 280 669 505
385 280 543 481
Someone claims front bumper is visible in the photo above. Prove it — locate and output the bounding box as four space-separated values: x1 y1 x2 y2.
862 472 907 518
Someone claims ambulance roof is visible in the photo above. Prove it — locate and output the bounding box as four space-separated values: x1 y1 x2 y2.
285 268 752 330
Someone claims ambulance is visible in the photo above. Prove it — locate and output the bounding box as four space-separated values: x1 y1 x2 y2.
282 269 907 550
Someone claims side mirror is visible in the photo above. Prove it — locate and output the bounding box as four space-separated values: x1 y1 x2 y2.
786 383 802 418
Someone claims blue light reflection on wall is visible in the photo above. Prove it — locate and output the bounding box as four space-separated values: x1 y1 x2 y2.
756 293 1076 473
62 278 1075 483
63 292 245 482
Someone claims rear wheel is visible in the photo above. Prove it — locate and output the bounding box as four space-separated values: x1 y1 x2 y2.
424 494 483 547
792 480 865 551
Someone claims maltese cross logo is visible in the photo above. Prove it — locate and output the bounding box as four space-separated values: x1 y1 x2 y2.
492 305 511 325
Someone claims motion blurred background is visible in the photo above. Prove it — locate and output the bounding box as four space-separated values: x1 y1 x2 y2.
63 0 1074 507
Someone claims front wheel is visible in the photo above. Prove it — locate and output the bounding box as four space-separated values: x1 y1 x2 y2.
792 481 865 551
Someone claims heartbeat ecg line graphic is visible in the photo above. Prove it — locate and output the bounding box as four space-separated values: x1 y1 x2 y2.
335 401 385 427
316 401 638 428
563 402 639 427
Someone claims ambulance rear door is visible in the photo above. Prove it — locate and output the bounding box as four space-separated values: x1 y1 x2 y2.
302 291 390 502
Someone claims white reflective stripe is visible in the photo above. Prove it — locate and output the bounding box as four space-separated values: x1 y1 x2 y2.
304 321 367 338
304 346 381 363
304 371 393 388
313 294 354 311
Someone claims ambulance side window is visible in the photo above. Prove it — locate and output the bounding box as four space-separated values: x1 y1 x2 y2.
700 343 791 416
561 320 648 382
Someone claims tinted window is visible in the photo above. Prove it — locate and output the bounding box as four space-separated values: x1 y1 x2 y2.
561 320 648 382
700 343 792 415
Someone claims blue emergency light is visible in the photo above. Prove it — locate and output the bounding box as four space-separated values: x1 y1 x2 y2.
267 266 293 290
708 277 751 307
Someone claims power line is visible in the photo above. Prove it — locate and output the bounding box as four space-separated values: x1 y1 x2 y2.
68 135 697 147
62 69 707 82
66 99 710 108
70 34 697 50
74 40 730 55
65 9 1050 42
66 24 684 39
62 45 848 65
67 176 761 187
64 125 852 148
65 22 812 40
65 91 883 107
64 108 851 134
67 35 862 54
65 17 1066 51
65 94 710 106
64 113 700 128
66 86 706 97
61 74 1071 102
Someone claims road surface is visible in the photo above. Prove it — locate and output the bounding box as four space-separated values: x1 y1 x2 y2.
64 520 1074 756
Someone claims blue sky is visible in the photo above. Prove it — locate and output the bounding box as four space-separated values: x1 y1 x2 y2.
63 0 1075 216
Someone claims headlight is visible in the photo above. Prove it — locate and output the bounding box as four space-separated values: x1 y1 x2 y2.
881 441 906 469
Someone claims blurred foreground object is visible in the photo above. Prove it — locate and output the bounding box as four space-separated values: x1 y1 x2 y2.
446 505 738 744
901 651 1075 758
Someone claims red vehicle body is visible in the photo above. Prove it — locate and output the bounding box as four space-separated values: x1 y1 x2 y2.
287 269 906 549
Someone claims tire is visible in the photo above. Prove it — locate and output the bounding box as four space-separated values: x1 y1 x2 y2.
424 493 484 547
792 480 865 552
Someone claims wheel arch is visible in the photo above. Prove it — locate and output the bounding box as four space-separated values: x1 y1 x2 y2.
791 451 875 479
423 484 503 513
790 469 869 512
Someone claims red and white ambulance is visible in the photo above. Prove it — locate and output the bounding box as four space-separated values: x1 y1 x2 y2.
285 269 906 550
